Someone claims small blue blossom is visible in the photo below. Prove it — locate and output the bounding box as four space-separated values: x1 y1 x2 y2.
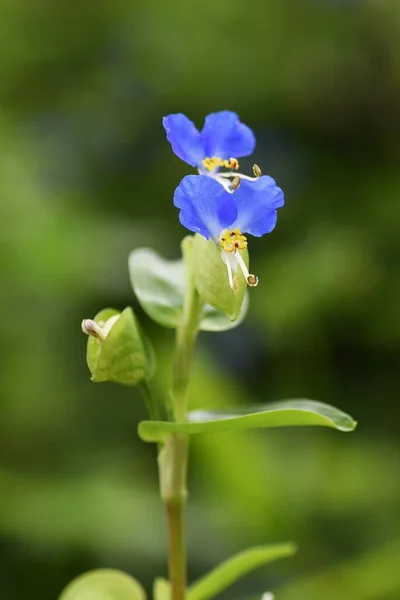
174 174 284 288
163 111 255 175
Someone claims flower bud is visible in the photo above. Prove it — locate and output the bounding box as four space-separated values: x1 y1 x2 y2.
83 307 154 386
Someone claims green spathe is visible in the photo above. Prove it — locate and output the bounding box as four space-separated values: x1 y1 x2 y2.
192 234 248 322
58 568 146 600
86 307 154 386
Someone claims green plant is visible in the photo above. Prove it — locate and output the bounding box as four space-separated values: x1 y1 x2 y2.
59 112 356 600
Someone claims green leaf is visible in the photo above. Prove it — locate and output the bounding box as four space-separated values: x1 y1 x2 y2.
129 247 186 329
129 242 248 332
153 578 171 600
193 234 248 322
58 569 146 600
188 544 296 600
86 307 153 386
138 400 357 442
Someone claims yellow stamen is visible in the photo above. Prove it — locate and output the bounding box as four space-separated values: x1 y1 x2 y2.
231 176 241 190
219 228 247 253
253 164 262 177
202 156 239 172
247 274 259 287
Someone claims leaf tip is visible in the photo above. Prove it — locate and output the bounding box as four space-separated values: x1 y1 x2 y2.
339 418 358 432
138 420 161 443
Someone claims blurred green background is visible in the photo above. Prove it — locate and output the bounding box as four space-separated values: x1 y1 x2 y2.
1 0 399 599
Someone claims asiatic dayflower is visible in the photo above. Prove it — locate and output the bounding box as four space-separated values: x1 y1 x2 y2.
173 174 284 289
163 111 262 193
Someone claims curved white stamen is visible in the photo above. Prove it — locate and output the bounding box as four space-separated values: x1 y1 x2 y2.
235 250 250 279
235 250 259 287
218 172 259 182
215 176 235 193
221 250 258 288
197 167 254 192
227 260 234 289
197 166 235 193
221 251 235 288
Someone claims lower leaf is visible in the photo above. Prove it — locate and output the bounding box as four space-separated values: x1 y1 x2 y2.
188 544 297 600
153 578 171 600
58 569 146 600
138 400 357 443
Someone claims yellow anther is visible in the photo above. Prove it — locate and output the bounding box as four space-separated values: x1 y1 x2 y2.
219 228 248 253
247 274 259 287
253 164 262 177
202 157 221 171
225 157 239 170
231 176 241 190
202 156 239 172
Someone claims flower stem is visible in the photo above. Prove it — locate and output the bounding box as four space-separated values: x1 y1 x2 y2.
172 236 203 421
159 432 189 600
159 434 189 600
139 379 161 422
160 236 203 600
172 320 198 421
166 502 186 600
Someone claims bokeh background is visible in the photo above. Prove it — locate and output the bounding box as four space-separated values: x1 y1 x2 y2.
1 0 399 599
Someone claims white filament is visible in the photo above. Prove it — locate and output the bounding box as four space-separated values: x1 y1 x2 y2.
221 251 235 288
218 171 260 182
234 249 251 280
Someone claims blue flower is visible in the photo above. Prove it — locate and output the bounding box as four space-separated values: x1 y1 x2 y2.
174 174 284 288
163 111 255 172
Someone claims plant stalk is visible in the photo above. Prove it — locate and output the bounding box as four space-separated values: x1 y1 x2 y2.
166 502 186 600
172 237 203 421
159 433 189 600
161 236 203 600
139 379 161 422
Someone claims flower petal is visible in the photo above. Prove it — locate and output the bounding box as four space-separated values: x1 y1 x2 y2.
231 176 284 237
173 175 237 241
163 114 205 167
201 111 256 160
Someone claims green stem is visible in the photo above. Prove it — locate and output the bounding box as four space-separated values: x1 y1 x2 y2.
139 379 161 422
159 434 189 600
166 502 186 600
161 236 203 600
172 237 203 421
172 321 198 421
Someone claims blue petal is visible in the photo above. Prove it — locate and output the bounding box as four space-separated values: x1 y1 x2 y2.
173 175 237 241
201 111 256 160
163 114 205 167
231 176 284 237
